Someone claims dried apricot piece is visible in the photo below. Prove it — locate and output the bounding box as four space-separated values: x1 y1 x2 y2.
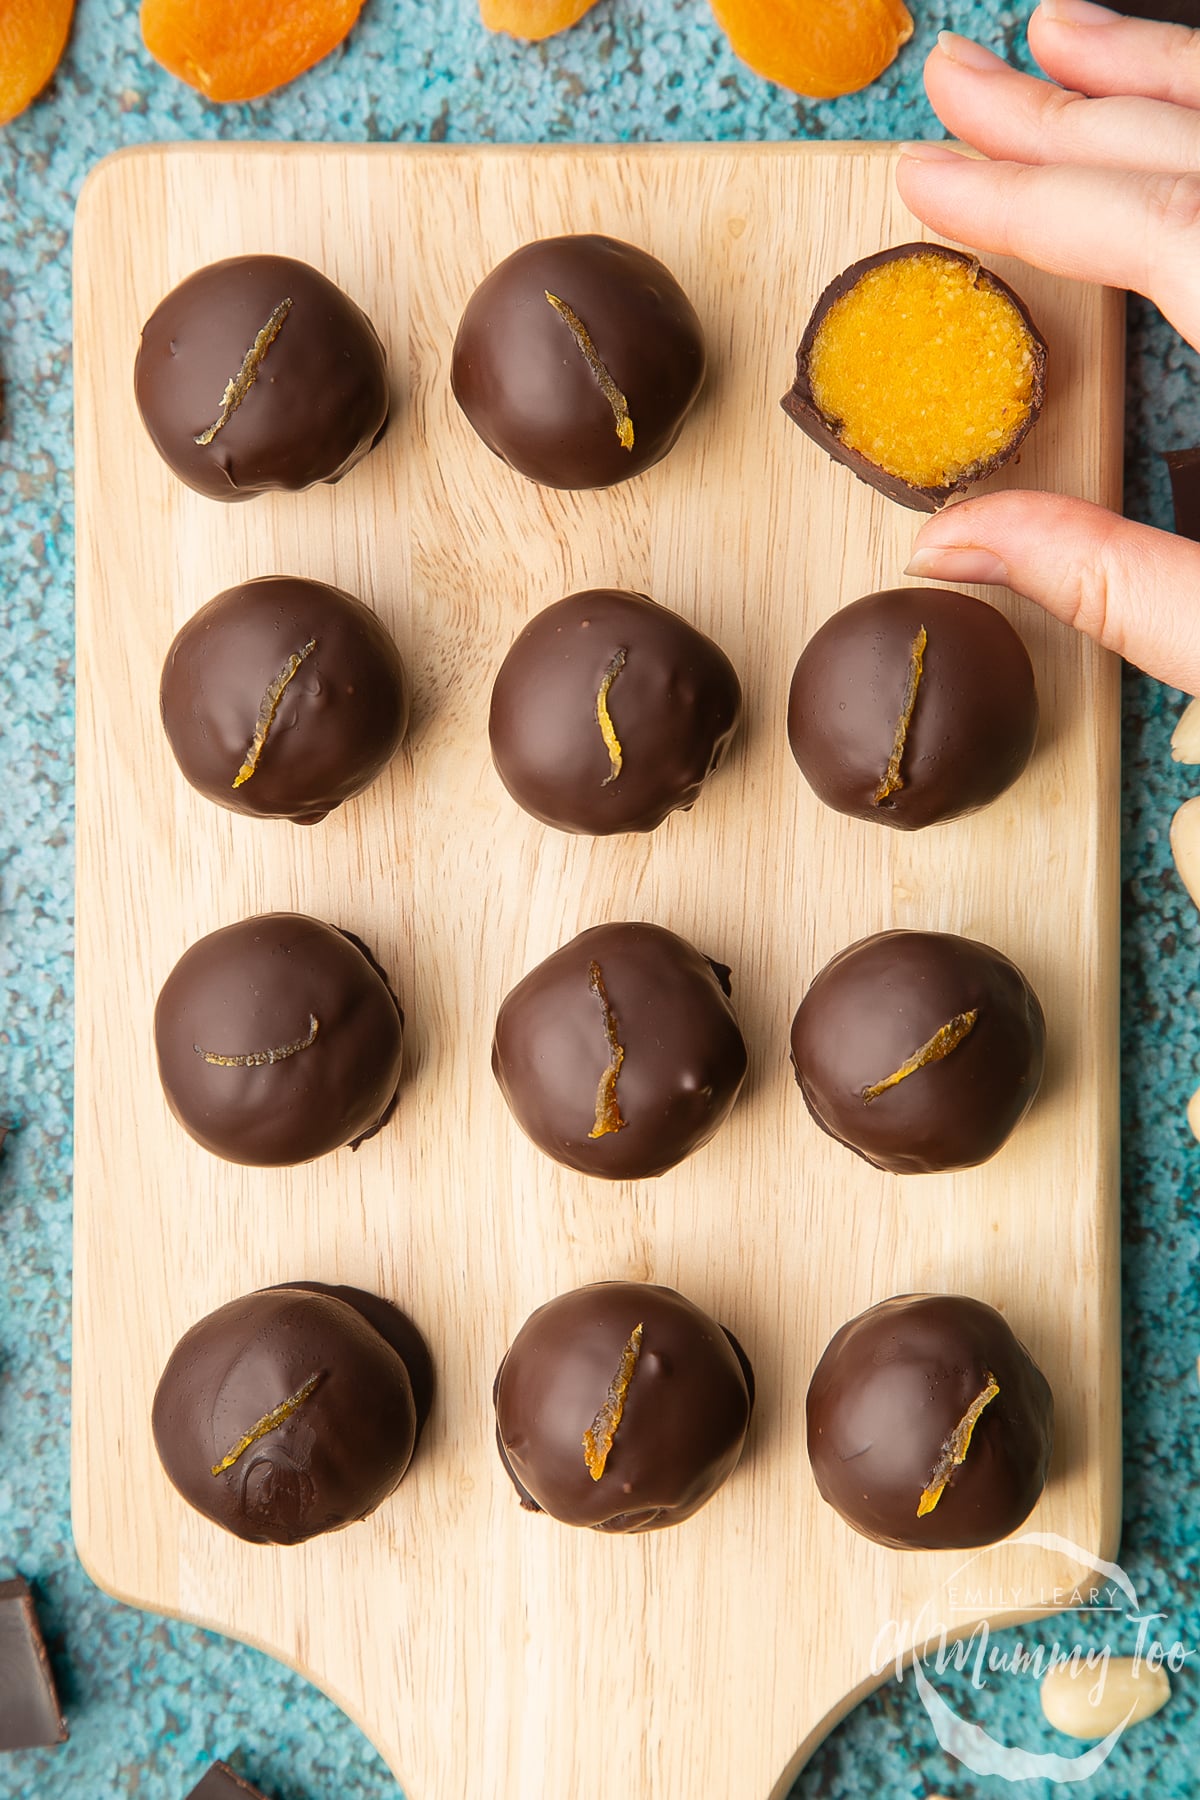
0 0 73 126
480 0 599 42
140 0 365 104
707 0 913 99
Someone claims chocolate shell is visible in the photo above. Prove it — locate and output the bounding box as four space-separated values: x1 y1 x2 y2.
451 234 706 490
160 576 409 825
489 588 741 834
492 921 748 1179
806 1293 1054 1550
494 1281 753 1532
154 913 404 1166
787 586 1038 829
152 1284 427 1545
781 243 1047 513
790 929 1045 1174
134 254 390 501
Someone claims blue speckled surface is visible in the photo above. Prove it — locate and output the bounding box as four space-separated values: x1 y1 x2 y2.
1 2 1197 1795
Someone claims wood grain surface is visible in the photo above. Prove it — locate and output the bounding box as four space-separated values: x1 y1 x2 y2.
73 143 1124 1800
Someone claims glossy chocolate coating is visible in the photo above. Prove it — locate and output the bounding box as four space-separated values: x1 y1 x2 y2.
451 234 706 489
160 576 409 825
134 255 389 501
780 244 1047 513
787 587 1038 829
494 1281 753 1532
790 930 1045 1174
154 913 404 1166
492 921 748 1179
489 589 741 834
152 1285 425 1546
806 1293 1054 1550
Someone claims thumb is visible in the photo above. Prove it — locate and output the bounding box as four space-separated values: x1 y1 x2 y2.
905 490 1200 693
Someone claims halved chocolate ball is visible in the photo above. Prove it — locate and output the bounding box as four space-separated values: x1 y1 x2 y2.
494 1281 753 1532
154 913 404 1166
787 587 1038 829
152 1284 430 1546
781 244 1047 512
806 1293 1054 1550
160 576 409 825
134 254 390 500
492 921 747 1180
489 589 741 834
451 234 706 490
790 929 1045 1174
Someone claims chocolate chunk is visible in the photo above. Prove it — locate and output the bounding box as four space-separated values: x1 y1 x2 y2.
134 255 389 501
1165 447 1200 543
160 576 409 825
494 1281 753 1531
806 1293 1054 1550
451 235 706 490
492 921 748 1179
154 913 404 1166
153 1285 427 1547
185 1763 271 1800
0 1577 67 1749
489 589 742 834
781 243 1047 512
787 587 1038 828
790 929 1045 1173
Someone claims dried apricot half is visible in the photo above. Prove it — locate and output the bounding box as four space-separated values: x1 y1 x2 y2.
140 0 365 104
479 0 599 42
708 0 913 98
0 0 73 126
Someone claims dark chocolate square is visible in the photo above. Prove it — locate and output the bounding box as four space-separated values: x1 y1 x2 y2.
1165 447 1200 543
185 1761 270 1800
0 1576 67 1749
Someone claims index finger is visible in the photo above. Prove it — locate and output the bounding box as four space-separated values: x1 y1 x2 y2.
895 148 1200 345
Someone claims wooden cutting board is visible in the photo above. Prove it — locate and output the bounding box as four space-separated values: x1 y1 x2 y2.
72 143 1123 1800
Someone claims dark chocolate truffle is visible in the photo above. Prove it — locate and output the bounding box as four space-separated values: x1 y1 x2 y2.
152 1284 427 1546
781 244 1047 512
134 255 389 501
790 930 1045 1174
451 234 706 490
160 576 409 825
492 921 747 1179
489 588 741 834
806 1293 1054 1550
154 913 404 1166
787 587 1037 829
494 1281 753 1532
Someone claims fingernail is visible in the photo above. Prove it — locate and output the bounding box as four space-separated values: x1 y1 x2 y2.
905 547 1011 585
898 141 967 163
1038 0 1120 25
936 30 1009 71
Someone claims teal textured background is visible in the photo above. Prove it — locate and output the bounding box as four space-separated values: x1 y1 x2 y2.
1 1 1198 1795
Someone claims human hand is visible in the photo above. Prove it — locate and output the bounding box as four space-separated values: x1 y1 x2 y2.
895 0 1200 692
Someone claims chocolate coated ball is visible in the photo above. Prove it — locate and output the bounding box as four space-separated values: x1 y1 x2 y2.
134 255 389 500
489 589 741 834
154 913 404 1166
790 930 1045 1174
451 234 705 489
494 1281 753 1532
160 576 409 825
806 1293 1054 1550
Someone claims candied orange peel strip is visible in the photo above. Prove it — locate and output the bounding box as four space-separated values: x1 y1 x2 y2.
596 649 627 786
194 1015 320 1068
140 0 366 104
918 1373 1000 1517
583 1323 644 1480
861 1009 978 1103
706 0 913 99
874 625 926 805
545 292 635 451
480 0 599 43
233 636 316 789
211 1371 322 1476
0 0 74 127
586 959 627 1139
